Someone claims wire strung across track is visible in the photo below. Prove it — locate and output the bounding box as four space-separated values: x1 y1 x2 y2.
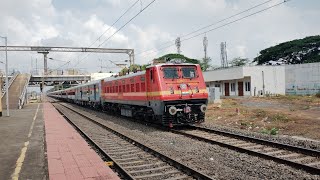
171 125 320 175
52 101 213 180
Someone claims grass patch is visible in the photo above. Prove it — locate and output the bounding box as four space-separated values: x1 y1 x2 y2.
240 121 250 127
253 109 267 118
271 113 289 123
221 99 239 108
260 127 279 135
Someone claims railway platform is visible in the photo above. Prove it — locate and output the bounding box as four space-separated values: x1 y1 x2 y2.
0 101 120 180
0 103 46 180
44 102 120 180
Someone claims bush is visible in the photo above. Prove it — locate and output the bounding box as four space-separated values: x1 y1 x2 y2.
316 92 320 98
270 128 279 135
271 113 289 123
253 109 267 118
260 127 279 135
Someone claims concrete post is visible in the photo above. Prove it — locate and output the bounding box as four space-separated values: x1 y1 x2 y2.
0 76 2 117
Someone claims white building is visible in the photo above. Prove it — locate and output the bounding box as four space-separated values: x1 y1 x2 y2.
204 66 285 97
285 62 320 95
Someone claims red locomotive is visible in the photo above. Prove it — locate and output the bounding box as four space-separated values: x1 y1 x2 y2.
48 62 208 127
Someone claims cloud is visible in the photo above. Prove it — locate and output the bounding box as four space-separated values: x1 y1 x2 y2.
0 0 319 73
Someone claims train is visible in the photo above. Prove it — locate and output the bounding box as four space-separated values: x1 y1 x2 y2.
48 62 208 127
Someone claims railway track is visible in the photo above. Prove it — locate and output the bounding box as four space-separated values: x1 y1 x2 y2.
52 102 213 180
171 126 320 175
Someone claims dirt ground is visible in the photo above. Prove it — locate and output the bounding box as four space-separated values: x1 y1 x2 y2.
204 95 320 140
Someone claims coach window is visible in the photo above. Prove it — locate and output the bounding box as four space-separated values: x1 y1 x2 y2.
119 85 122 92
126 84 130 92
136 83 140 92
163 67 179 79
150 69 153 81
182 67 196 78
131 84 134 92
141 82 146 92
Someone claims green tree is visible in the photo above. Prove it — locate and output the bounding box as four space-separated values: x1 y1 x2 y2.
254 35 320 65
157 53 200 64
229 57 250 67
200 57 212 71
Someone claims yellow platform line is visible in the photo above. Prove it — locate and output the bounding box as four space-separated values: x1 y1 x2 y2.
11 104 40 180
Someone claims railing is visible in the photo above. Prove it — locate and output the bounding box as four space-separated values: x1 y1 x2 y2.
1 72 19 98
18 74 31 109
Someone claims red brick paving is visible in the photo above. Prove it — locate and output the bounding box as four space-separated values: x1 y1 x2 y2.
44 103 120 180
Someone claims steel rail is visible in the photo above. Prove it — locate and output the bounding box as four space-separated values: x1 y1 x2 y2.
54 101 213 180
171 125 320 175
52 103 135 180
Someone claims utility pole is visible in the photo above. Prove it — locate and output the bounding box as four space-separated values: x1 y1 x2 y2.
175 37 181 54
99 59 102 72
38 51 49 95
220 42 228 68
36 58 38 75
128 50 135 67
0 36 9 116
203 35 208 60
0 74 2 117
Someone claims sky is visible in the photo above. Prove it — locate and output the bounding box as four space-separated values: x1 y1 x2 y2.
0 0 319 74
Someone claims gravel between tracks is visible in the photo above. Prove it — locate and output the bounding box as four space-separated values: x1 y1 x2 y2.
64 103 320 179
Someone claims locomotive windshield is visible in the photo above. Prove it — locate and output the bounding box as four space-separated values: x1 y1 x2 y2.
163 67 179 79
182 67 196 78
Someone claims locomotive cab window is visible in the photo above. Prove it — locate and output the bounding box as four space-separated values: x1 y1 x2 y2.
163 67 179 79
182 67 196 78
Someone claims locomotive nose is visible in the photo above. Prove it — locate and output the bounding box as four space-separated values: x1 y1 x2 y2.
200 104 207 112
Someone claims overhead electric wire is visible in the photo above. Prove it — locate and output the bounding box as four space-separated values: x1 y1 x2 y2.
73 0 156 68
96 0 156 48
137 0 275 56
87 0 140 48
138 0 291 57
71 0 140 67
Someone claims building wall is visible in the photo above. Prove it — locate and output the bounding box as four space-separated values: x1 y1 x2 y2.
285 62 320 95
203 67 243 82
204 65 285 97
243 66 285 96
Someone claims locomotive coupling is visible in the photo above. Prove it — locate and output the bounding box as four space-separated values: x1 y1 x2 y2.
200 104 207 112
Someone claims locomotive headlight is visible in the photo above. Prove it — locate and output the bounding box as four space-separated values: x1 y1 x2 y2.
200 104 207 112
169 106 177 115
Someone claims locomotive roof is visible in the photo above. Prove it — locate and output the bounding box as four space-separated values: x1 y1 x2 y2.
102 63 198 81
103 71 146 81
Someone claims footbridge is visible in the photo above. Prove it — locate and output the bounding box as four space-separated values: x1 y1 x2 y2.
29 75 91 83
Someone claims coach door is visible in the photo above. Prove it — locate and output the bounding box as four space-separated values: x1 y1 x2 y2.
93 85 97 100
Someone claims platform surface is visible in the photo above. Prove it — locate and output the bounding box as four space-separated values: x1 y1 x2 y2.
0 103 47 180
44 102 120 180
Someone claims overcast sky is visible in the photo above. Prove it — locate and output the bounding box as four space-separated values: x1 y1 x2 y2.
0 0 319 74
